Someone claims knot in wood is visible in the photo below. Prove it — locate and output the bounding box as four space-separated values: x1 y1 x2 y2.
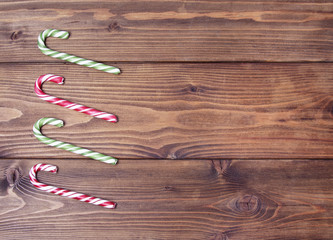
10 31 23 41
235 194 260 215
6 167 22 187
211 160 231 176
187 84 204 94
163 186 174 191
190 85 198 92
108 22 120 32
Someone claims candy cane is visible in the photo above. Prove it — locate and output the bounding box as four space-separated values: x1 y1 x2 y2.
38 29 120 74
30 163 116 209
33 117 118 165
35 74 117 123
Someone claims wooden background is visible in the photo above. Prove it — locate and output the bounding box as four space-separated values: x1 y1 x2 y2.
1 1 332 239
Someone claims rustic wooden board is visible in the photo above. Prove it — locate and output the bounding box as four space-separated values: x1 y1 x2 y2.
1 63 332 159
0 159 332 239
1 0 333 62
1 1 333 239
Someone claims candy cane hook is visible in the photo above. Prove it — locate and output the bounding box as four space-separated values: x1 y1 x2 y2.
30 163 116 209
35 74 117 123
38 29 120 74
33 117 118 165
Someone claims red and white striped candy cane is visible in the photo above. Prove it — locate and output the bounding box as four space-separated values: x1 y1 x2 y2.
35 74 117 122
29 163 116 209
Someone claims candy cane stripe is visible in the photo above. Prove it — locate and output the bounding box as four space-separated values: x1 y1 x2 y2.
33 117 118 165
49 141 63 147
30 164 116 209
35 74 117 123
38 29 120 74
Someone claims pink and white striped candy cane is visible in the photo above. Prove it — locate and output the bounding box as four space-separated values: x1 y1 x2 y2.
35 74 117 122
29 163 116 209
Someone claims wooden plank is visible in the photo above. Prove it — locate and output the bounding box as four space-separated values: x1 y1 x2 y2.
1 63 332 159
1 0 333 62
0 159 332 239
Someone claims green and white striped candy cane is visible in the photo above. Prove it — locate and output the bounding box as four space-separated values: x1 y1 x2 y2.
33 117 118 165
38 29 120 74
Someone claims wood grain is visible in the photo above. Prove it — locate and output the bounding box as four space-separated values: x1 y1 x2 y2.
0 159 332 239
1 1 333 239
1 0 333 62
1 63 332 159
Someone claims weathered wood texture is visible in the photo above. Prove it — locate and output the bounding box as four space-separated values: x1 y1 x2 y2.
1 0 333 62
0 63 332 159
1 0 333 239
1 159 332 240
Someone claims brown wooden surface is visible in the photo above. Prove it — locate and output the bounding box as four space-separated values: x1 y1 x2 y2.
1 0 333 62
1 159 332 239
1 0 333 239
0 63 332 159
